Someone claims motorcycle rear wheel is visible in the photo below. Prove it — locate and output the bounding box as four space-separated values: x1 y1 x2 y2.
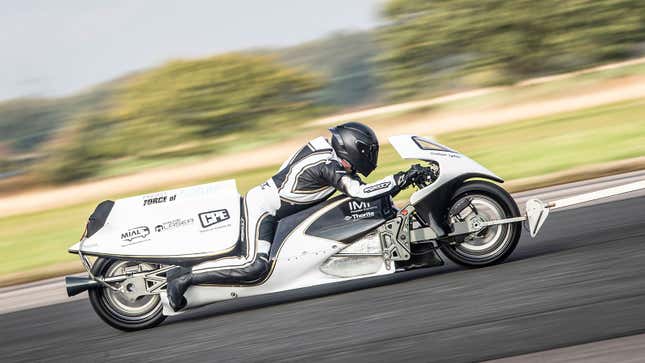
88 258 166 331
439 181 521 267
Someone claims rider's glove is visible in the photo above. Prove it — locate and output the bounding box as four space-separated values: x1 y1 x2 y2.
394 164 432 189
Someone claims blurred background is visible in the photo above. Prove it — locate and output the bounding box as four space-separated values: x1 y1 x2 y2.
1 0 645 284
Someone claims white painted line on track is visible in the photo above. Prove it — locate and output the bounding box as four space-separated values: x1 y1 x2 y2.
551 179 645 209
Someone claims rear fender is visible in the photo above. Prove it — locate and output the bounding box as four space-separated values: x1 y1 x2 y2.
68 180 243 264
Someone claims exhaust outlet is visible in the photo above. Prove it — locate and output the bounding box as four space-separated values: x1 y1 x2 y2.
65 276 99 297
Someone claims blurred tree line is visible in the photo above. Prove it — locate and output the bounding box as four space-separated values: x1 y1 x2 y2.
378 0 645 99
37 54 324 182
1 0 644 183
266 31 381 107
0 82 116 176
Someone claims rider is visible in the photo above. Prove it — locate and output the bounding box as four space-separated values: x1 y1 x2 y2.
166 122 430 311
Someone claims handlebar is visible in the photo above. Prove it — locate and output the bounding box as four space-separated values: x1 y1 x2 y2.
411 162 439 189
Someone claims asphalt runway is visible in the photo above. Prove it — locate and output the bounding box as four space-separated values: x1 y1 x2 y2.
2 191 645 362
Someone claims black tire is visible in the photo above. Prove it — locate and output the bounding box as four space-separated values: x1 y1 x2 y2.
88 258 166 331
438 180 521 267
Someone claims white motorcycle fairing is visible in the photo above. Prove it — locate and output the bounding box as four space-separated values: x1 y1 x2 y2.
389 135 503 204
172 196 394 315
389 135 504 236
69 180 242 262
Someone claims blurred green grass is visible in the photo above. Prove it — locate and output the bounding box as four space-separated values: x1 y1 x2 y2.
1 98 644 276
440 98 645 180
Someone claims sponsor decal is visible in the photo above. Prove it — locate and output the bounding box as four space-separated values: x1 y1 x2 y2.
429 150 461 159
121 226 150 242
345 200 379 221
154 217 194 233
199 209 231 229
349 200 377 212
363 181 391 193
344 211 376 221
143 193 176 206
176 184 221 199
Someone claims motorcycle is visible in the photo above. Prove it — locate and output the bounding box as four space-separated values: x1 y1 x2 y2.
65 134 550 331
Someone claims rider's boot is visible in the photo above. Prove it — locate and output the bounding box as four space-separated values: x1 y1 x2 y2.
165 254 270 311
165 242 271 311
166 266 193 312
190 240 272 286
191 252 270 285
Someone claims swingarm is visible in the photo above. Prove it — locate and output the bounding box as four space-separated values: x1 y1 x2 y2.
65 255 172 298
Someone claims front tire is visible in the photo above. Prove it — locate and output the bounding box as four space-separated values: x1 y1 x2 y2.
88 258 166 331
438 181 521 267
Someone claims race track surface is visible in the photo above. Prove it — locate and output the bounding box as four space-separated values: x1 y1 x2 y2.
2 195 645 362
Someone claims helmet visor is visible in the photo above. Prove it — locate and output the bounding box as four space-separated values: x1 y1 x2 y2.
355 139 378 175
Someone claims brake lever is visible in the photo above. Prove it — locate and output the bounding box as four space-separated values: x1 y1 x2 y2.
413 170 434 189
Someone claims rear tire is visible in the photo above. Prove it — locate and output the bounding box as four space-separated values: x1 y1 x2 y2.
88 258 166 331
438 181 521 267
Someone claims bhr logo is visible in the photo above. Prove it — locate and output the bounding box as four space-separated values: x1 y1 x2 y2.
198 209 230 228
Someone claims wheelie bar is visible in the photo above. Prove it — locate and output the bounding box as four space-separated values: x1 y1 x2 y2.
456 179 645 239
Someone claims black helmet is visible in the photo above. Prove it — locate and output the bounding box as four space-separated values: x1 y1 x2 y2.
329 122 379 176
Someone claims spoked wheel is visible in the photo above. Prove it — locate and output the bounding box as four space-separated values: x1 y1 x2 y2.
439 181 522 267
88 258 166 331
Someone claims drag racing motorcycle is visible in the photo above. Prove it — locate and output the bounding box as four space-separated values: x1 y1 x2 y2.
65 135 550 331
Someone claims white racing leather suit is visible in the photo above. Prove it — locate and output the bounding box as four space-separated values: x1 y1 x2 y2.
180 137 404 285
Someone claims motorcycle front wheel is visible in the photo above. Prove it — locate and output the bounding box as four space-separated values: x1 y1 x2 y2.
439 181 522 267
88 258 166 331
